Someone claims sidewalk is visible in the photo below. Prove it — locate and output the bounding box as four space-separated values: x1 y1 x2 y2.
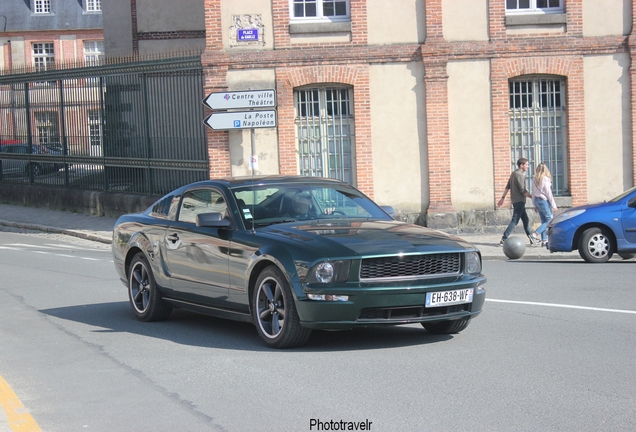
0 203 582 261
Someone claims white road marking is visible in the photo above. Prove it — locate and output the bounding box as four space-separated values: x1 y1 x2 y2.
0 244 108 262
7 243 57 249
487 298 636 315
46 243 110 252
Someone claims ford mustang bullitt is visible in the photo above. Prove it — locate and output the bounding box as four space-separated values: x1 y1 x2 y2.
112 176 486 348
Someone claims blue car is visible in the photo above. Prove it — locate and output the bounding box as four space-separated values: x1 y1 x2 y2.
547 186 636 263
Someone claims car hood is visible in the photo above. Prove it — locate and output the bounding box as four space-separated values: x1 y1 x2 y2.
561 200 622 217
262 220 475 257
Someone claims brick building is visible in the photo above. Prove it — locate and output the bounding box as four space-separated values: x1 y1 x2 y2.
1 0 103 72
0 0 103 153
105 1 636 229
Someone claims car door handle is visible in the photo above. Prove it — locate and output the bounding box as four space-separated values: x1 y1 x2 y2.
167 233 180 243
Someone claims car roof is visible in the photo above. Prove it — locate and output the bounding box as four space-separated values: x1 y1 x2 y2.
182 175 348 190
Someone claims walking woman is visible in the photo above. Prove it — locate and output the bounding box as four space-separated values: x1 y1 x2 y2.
531 163 558 246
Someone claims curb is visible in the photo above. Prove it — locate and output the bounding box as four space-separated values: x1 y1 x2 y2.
0 220 112 245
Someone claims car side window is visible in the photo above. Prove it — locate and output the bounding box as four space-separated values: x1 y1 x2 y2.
150 195 175 220
178 189 227 224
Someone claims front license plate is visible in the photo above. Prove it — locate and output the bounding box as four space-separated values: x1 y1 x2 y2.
425 288 474 308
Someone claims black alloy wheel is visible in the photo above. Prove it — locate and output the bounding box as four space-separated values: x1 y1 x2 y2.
252 266 311 349
128 253 172 321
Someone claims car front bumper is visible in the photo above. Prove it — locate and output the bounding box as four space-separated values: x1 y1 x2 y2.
296 276 486 330
547 221 576 252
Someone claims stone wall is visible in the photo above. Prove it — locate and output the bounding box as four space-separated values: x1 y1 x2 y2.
0 183 158 218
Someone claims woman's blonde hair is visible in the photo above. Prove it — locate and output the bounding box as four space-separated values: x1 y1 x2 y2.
534 163 552 186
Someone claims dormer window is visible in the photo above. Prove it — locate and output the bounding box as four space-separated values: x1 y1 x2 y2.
34 0 51 14
86 0 101 12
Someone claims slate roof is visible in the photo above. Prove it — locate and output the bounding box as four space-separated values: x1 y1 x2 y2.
1 0 103 32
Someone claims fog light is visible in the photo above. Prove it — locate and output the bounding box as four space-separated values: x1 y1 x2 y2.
307 294 349 301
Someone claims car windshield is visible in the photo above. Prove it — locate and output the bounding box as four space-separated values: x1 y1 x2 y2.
609 186 636 203
231 183 392 228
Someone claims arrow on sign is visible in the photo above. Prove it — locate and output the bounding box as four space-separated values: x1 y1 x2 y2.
203 89 276 110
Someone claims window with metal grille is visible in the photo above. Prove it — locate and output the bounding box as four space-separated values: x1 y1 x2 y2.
35 112 60 144
295 87 355 184
506 0 563 13
32 43 54 72
290 0 349 21
34 0 51 14
509 77 567 195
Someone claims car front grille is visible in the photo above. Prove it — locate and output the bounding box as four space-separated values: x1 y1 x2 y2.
359 253 461 281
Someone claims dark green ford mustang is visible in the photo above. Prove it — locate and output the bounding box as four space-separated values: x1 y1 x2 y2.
112 176 486 348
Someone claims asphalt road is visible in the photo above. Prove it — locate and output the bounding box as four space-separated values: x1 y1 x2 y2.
0 228 635 432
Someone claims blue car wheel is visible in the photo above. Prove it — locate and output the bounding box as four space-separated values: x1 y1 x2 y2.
578 227 612 263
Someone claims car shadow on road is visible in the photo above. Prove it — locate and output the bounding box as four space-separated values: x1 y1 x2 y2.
39 301 455 352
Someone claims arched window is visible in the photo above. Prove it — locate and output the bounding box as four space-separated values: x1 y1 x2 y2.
294 86 355 183
509 76 567 195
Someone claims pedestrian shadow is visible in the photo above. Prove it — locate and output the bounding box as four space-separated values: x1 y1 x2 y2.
39 301 455 352
502 259 635 264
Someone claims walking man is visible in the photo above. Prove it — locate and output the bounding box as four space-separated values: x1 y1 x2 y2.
497 157 539 246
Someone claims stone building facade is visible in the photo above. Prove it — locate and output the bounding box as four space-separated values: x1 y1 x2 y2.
104 1 636 230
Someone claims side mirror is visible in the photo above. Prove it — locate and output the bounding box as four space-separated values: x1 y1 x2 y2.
628 196 636 208
196 212 231 228
381 205 395 219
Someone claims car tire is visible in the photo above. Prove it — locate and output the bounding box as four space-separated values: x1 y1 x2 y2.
618 252 636 260
422 318 470 334
128 253 172 321
26 163 42 177
578 227 613 263
252 266 311 349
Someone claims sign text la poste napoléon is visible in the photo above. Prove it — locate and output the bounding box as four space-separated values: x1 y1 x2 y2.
203 89 277 130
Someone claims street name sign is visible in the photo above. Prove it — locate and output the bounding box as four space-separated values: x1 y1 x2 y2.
203 89 276 110
237 29 259 41
204 110 277 130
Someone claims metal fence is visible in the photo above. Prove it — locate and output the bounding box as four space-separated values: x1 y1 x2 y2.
0 54 209 195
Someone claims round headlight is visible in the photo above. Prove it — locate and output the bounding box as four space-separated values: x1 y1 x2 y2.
465 251 481 275
315 262 334 283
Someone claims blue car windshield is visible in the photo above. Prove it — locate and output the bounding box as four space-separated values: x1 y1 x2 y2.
609 186 636 203
231 183 392 228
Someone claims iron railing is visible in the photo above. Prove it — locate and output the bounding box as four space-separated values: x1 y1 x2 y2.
0 54 209 195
